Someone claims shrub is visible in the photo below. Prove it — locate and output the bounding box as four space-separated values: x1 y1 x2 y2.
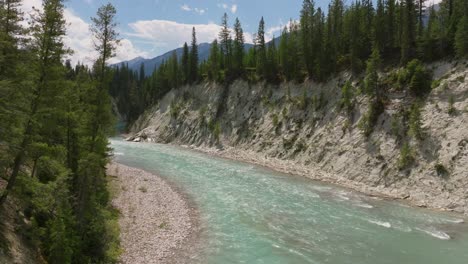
358 98 384 137
170 101 182 119
448 96 456 115
297 88 309 110
213 121 221 142
408 102 423 140
271 113 279 128
391 114 402 139
407 60 432 97
435 163 449 177
340 81 354 113
398 143 414 170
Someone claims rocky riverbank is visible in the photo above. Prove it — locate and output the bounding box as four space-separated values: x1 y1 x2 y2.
107 163 198 264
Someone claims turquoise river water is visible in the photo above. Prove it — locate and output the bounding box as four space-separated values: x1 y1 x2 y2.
111 139 468 264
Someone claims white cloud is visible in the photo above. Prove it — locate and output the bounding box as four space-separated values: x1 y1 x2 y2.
63 9 147 65
128 19 222 49
194 8 206 15
181 4 206 15
218 3 238 14
231 4 237 14
21 0 146 66
181 4 191 11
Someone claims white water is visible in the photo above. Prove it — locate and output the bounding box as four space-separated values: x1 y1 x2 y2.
111 139 468 264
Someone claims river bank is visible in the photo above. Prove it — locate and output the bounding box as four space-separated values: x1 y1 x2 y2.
107 162 199 264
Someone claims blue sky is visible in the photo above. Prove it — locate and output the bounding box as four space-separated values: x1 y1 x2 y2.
22 0 333 64
22 0 441 64
65 0 329 62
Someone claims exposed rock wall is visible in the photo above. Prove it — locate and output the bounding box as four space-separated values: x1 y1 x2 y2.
128 61 468 214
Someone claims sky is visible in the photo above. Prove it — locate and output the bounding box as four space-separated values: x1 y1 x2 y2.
20 0 442 65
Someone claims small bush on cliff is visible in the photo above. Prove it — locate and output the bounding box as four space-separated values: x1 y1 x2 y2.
340 81 354 113
398 60 432 97
448 96 456 115
435 163 449 177
209 121 221 142
408 102 423 140
170 101 182 119
358 98 384 137
398 142 415 170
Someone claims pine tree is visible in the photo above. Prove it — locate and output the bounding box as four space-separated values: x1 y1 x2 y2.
0 0 69 205
182 42 189 84
233 17 245 77
455 7 468 57
364 45 382 98
256 17 267 79
89 2 119 153
374 0 386 53
208 39 220 81
386 0 397 49
279 26 289 79
219 13 232 72
0 0 24 76
300 0 315 76
189 27 198 84
401 0 417 64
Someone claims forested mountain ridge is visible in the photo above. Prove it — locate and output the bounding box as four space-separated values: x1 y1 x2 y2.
112 0 468 126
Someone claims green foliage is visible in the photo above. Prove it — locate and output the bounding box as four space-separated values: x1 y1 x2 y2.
358 99 384 137
271 113 279 128
409 65 432 97
297 88 309 110
455 14 468 58
408 102 423 140
448 95 456 115
398 60 432 97
212 121 221 142
340 81 354 113
398 142 414 170
170 101 182 119
364 46 381 97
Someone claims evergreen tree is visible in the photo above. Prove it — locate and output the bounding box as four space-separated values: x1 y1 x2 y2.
364 45 382 98
89 3 119 152
0 0 69 205
219 13 232 72
300 0 315 76
208 39 220 81
189 27 198 84
182 42 189 84
279 26 289 79
233 17 245 77
401 0 417 64
386 0 397 49
256 17 267 79
374 0 386 53
455 6 468 57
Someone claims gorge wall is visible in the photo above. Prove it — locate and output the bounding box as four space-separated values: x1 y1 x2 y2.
126 61 468 214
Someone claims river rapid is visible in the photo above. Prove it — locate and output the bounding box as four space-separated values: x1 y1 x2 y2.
111 138 468 264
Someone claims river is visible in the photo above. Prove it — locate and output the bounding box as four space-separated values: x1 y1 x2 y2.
111 138 468 264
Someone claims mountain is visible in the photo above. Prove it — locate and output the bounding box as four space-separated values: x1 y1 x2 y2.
114 42 255 76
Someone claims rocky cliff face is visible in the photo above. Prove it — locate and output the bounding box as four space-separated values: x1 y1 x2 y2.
127 61 468 214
